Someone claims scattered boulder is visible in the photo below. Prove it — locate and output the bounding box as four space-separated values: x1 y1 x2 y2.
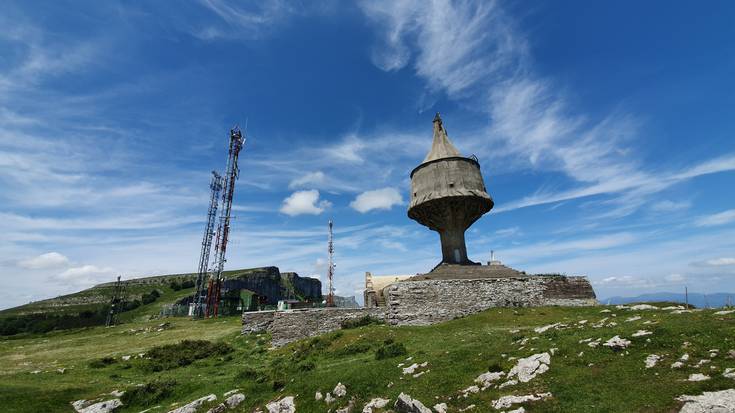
507 353 550 383
534 323 565 334
724 368 735 379
394 393 432 413
75 399 122 413
206 404 226 413
687 374 711 382
315 392 323 401
625 316 642 322
334 382 347 398
225 393 245 409
403 363 419 375
629 304 658 310
363 397 390 413
677 389 735 412
325 393 336 404
603 336 631 350
632 330 652 337
491 393 552 410
266 396 295 413
714 310 735 315
475 371 505 389
671 361 685 369
168 394 216 413
645 355 661 368
433 403 447 413
223 389 239 397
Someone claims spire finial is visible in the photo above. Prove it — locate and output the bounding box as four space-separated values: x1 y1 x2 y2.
433 112 442 124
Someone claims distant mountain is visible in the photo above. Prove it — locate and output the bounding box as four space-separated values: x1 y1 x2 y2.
601 292 735 308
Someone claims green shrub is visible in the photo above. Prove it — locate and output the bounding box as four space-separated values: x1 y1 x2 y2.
89 356 118 369
334 341 372 356
121 379 176 407
143 340 233 371
375 341 407 360
340 315 382 329
296 360 316 371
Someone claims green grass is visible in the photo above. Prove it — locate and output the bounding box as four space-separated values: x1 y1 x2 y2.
1 305 734 412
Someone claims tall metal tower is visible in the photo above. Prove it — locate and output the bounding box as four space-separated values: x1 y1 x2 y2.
205 127 245 317
326 220 335 307
191 171 223 317
106 276 124 326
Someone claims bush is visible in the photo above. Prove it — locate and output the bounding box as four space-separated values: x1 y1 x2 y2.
296 360 315 371
334 341 372 356
89 356 118 369
144 340 233 371
375 341 407 360
181 280 195 289
141 290 161 305
488 362 504 372
121 379 176 407
340 315 382 329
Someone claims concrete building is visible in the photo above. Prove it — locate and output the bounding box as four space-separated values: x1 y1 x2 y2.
408 113 493 266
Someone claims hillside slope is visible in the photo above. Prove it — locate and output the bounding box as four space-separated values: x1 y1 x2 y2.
0 267 321 335
1 304 734 412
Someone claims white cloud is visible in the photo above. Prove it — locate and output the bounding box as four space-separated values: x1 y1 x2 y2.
280 190 331 216
350 187 403 213
495 226 521 237
650 200 691 212
289 171 326 189
695 209 735 227
324 136 366 163
698 257 735 267
596 275 652 287
665 273 685 283
55 264 114 286
18 252 69 269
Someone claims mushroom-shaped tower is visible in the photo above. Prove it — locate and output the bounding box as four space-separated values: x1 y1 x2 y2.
408 114 493 265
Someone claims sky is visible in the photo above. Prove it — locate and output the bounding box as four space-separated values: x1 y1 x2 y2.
1 1 735 310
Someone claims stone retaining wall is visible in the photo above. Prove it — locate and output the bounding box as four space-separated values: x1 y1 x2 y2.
242 275 596 345
242 307 386 347
384 276 596 326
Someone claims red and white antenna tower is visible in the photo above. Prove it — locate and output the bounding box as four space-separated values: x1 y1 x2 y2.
326 220 335 307
205 126 245 317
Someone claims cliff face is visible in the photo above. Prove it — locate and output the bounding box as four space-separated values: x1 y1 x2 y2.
223 267 322 305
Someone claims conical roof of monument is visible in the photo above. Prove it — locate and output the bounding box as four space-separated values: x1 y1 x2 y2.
423 113 461 163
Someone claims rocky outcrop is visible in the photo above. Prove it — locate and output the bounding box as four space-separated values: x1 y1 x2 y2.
224 267 321 304
394 393 432 413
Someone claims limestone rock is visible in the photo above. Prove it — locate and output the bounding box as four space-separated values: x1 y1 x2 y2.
433 402 447 413
492 393 552 410
629 304 658 310
632 330 652 337
603 336 631 350
206 404 226 413
168 394 216 413
225 393 245 408
507 353 551 383
363 397 390 413
475 371 504 389
266 396 295 413
315 391 323 401
724 368 735 379
394 393 432 413
325 393 336 404
645 355 662 368
76 399 122 413
677 389 735 412
334 382 347 398
687 374 711 382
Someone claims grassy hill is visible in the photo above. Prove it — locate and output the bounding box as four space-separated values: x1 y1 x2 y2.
0 268 314 335
1 304 734 412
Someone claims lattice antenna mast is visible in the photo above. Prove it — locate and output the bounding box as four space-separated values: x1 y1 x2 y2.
106 276 123 327
192 171 223 317
326 220 335 307
206 127 245 317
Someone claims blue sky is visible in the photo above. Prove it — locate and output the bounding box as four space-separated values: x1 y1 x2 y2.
2 1 735 310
